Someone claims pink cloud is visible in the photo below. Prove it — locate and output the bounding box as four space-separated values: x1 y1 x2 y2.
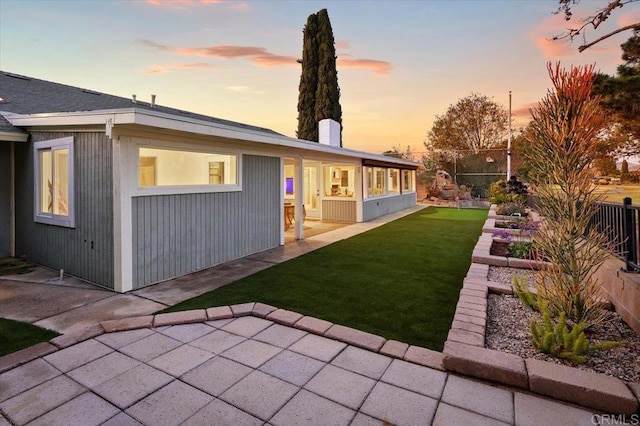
618 9 640 27
513 103 537 121
338 57 392 76
231 2 250 10
335 40 350 49
529 13 577 58
143 63 216 74
146 0 221 6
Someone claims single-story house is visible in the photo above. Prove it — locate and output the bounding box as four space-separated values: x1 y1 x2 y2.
0 71 420 292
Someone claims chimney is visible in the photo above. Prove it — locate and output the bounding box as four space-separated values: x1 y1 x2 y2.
318 119 341 147
132 94 137 104
151 94 156 108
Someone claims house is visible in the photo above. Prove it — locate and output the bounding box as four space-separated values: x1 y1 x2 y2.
0 71 420 292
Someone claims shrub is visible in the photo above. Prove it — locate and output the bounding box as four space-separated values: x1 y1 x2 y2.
496 202 527 216
509 241 534 259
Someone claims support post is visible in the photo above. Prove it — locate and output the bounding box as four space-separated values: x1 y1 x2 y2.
294 157 304 240
623 197 636 271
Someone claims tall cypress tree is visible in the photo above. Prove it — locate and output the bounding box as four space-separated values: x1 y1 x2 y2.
296 9 342 145
296 13 319 141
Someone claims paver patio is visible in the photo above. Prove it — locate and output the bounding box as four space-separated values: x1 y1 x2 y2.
0 315 599 425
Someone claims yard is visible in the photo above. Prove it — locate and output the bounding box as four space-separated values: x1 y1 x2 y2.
593 184 640 204
0 318 59 357
165 206 488 351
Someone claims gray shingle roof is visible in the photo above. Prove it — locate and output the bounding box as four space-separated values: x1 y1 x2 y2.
0 71 283 136
0 113 24 134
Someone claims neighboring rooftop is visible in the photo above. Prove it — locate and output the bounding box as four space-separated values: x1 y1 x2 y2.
0 71 283 136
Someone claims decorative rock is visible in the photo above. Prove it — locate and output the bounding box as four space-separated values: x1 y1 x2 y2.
486 282 513 295
50 324 104 349
252 303 278 318
153 310 206 327
443 341 528 389
230 302 255 317
206 306 233 320
404 346 445 371
628 383 640 404
447 329 484 347
0 342 58 373
379 340 409 359
101 315 153 333
324 324 386 352
294 316 333 335
526 359 639 415
266 309 304 326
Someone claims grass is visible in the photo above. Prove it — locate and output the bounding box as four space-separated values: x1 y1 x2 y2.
0 318 59 357
164 206 487 351
593 184 640 204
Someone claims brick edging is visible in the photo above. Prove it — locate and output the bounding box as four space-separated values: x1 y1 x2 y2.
444 204 640 415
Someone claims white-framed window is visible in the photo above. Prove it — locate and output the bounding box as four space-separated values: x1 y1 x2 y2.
137 146 241 195
389 169 400 194
324 165 355 198
366 166 387 197
402 169 415 192
34 136 75 228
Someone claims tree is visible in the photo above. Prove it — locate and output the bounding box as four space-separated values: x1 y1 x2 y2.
296 9 342 145
621 159 630 181
382 145 414 160
525 62 610 328
425 93 508 155
592 29 640 150
554 0 640 52
296 13 319 141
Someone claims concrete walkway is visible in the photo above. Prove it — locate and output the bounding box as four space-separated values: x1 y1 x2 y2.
0 205 604 424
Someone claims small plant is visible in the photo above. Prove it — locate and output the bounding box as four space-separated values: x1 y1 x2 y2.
509 241 534 259
492 230 511 241
496 202 527 216
513 274 538 311
530 305 625 364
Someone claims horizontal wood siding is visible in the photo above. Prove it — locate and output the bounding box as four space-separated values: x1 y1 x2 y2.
14 132 114 288
132 154 280 289
363 193 417 222
0 143 11 257
321 199 356 222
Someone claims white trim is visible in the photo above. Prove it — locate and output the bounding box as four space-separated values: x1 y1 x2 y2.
3 108 420 169
279 156 285 246
10 142 15 256
0 131 28 142
33 136 75 228
112 133 135 292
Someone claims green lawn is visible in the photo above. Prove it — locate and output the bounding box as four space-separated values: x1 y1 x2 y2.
164 206 487 351
0 318 59 357
593 184 640 204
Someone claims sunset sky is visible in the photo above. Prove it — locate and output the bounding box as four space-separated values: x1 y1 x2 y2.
1 0 638 154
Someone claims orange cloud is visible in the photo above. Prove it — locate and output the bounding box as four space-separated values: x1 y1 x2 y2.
143 63 216 74
140 39 297 67
618 9 640 27
335 40 350 49
529 13 577 58
338 57 392 76
231 2 250 10
513 103 537 121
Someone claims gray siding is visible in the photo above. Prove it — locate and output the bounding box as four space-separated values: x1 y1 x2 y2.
321 199 356 222
131 154 280 289
15 132 114 288
0 143 10 257
363 192 417 222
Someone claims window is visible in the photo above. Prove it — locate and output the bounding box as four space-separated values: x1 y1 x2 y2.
138 147 238 188
366 167 387 197
389 169 400 193
324 165 355 197
34 136 74 227
402 170 414 192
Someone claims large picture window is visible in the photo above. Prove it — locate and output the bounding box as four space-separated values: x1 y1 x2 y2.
402 169 414 192
324 165 355 197
34 136 74 227
367 167 387 197
138 147 238 188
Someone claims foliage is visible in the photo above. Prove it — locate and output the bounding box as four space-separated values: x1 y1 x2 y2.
554 0 640 52
509 241 534 259
296 9 342 145
425 93 508 155
525 62 612 328
530 305 625 364
297 12 319 141
513 275 538 311
488 178 527 204
496 202 527 216
621 159 630 182
488 180 511 204
162 207 487 351
593 29 640 150
492 229 511 241
382 145 415 160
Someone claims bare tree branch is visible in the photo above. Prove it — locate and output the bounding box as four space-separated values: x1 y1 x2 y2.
554 0 640 52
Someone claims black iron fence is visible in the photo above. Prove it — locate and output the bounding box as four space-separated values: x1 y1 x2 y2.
590 197 640 272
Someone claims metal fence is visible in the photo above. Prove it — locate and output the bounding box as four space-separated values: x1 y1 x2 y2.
590 198 640 272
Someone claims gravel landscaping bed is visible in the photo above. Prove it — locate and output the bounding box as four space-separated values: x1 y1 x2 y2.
486 266 640 383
